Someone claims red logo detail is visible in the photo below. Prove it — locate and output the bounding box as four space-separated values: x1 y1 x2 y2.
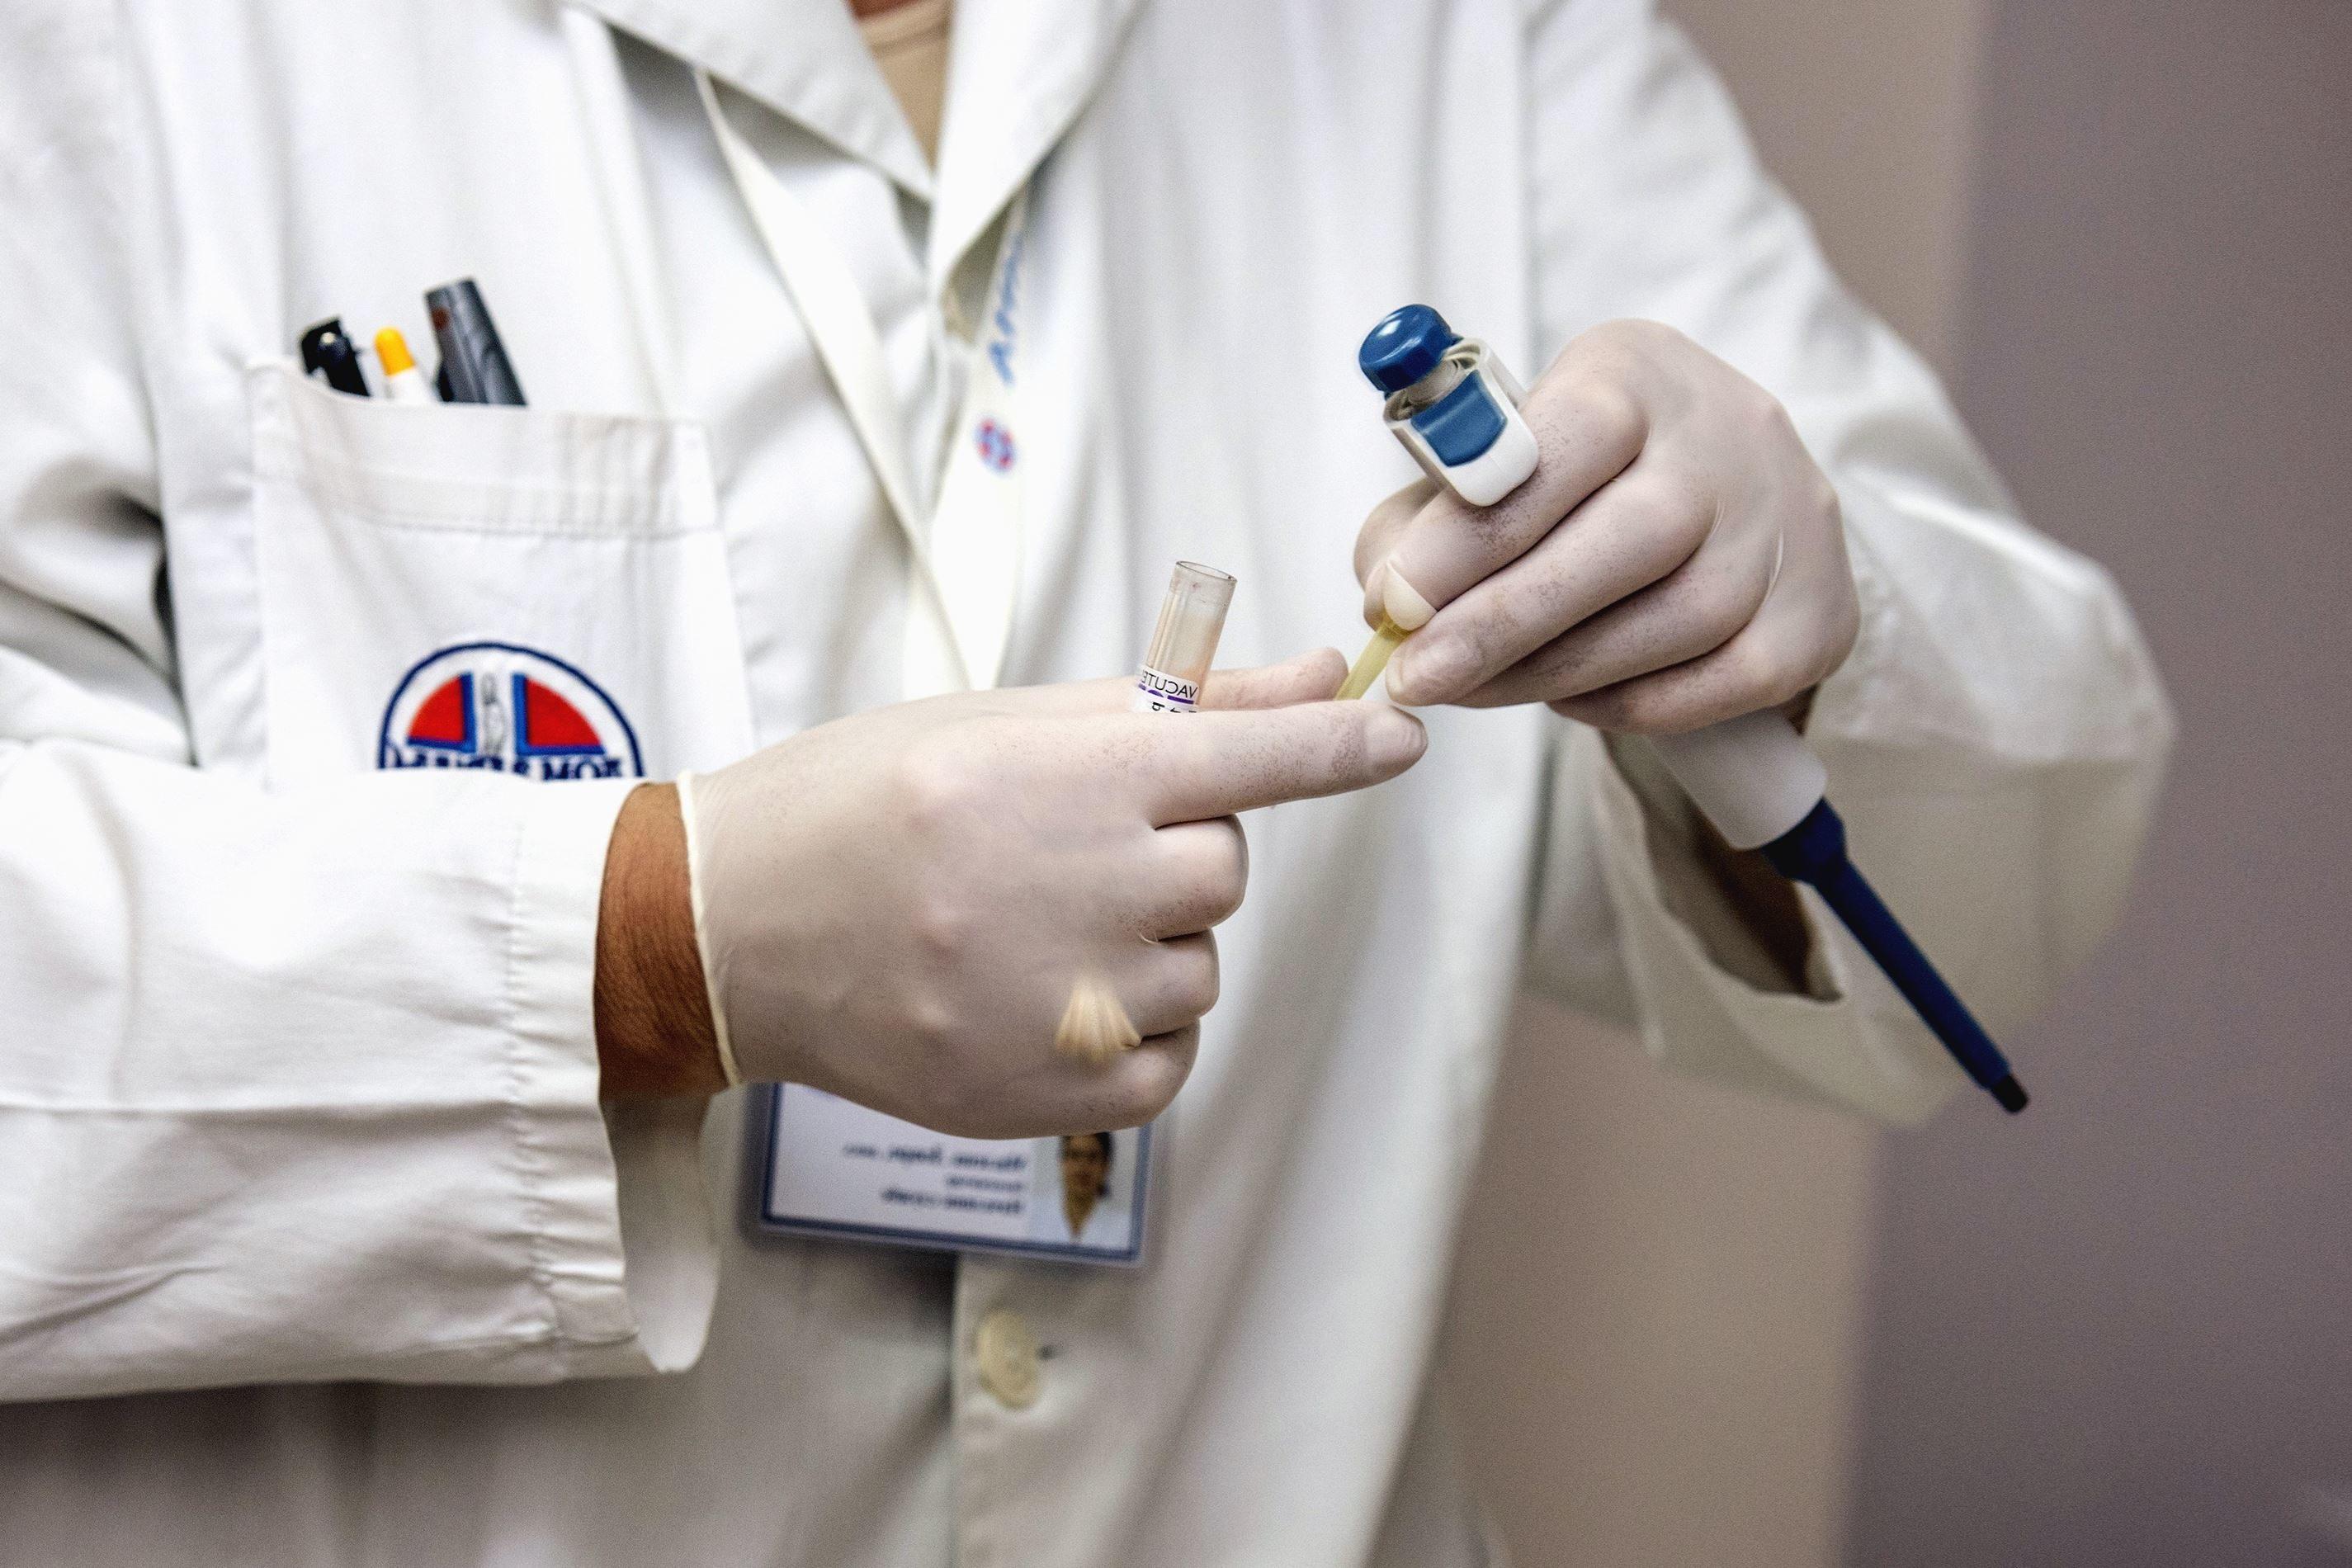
406 673 475 749
516 677 602 753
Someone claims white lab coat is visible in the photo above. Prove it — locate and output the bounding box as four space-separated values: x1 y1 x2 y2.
0 0 2170 1564
1027 1194 1131 1253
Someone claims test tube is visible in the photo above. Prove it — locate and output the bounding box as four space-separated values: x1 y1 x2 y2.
1131 561 1235 713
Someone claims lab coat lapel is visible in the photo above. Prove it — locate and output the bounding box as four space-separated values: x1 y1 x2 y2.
928 0 1145 290
567 0 934 196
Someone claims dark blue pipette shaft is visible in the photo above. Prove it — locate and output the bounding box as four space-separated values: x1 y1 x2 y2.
1763 801 2028 1113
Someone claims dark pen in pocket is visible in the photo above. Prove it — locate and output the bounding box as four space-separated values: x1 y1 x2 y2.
298 277 525 407
426 279 527 407
297 318 371 398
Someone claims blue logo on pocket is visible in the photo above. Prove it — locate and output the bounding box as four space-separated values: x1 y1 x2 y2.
378 641 643 780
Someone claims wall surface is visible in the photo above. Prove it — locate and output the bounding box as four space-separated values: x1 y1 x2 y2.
1849 5 2352 1565
1651 0 1988 371
1446 1002 1879 1567
1443 4 1987 1564
1452 4 2352 1565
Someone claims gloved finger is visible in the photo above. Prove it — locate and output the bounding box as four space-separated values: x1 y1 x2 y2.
1081 1023 1201 1131
1199 648 1348 711
1128 816 1249 937
1118 931 1221 1037
1470 526 1773 708
1381 464 1712 706
1359 366 1649 631
1451 549 1766 709
1133 700 1427 826
1025 1018 1202 1134
1547 609 1826 735
1351 478 1441 587
994 673 1150 717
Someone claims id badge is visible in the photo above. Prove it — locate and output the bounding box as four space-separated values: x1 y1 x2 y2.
749 1087 1150 1266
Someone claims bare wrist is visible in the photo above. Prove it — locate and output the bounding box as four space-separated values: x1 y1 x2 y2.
594 782 726 1100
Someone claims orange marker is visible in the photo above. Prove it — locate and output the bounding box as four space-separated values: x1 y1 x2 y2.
374 327 434 404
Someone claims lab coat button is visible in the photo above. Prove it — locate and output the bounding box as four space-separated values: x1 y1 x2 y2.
974 1308 1041 1410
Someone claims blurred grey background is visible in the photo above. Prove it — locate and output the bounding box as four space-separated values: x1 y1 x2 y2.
1442 2 2352 1563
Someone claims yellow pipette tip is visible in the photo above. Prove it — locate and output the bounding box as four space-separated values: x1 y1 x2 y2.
1336 618 1407 701
374 327 417 378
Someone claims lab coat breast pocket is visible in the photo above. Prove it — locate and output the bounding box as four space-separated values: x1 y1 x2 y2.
247 361 754 788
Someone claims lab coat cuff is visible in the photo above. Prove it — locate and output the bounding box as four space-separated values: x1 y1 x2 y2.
1600 728 1835 999
508 779 718 1377
1589 744 1959 1123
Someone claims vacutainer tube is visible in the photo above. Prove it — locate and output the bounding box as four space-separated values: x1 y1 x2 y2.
1131 561 1235 713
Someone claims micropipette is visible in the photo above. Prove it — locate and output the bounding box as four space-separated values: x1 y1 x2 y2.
1346 304 2028 1113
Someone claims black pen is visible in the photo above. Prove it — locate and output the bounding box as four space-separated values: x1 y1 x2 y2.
298 318 371 398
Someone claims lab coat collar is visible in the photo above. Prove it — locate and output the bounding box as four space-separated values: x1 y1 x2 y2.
928 0 1145 290
569 0 1143 292
569 0 937 196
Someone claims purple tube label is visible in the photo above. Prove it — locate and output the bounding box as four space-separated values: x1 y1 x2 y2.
1131 667 1201 714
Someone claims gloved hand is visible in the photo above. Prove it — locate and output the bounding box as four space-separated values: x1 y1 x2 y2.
1353 319 1858 731
679 650 1422 1138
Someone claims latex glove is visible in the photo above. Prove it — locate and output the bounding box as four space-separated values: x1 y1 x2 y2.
680 651 1422 1138
1354 319 1858 732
